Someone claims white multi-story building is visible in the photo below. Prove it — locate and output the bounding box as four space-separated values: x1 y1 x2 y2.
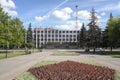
33 27 80 48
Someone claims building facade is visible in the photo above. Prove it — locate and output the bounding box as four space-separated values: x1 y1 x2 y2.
33 27 80 48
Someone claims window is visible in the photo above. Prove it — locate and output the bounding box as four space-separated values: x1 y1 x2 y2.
38 31 40 33
56 30 58 33
41 31 43 33
48 31 50 33
63 35 65 37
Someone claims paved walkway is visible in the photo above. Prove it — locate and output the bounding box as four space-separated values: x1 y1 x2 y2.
0 51 51 80
0 49 120 80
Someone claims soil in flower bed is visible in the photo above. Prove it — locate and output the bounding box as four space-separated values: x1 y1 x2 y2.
29 61 115 80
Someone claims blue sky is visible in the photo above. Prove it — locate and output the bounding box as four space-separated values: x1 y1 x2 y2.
0 0 120 30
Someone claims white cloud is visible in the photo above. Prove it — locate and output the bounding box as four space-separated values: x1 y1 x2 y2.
52 7 73 21
101 12 106 16
55 20 82 30
98 2 120 12
0 0 17 16
73 10 90 20
35 15 49 22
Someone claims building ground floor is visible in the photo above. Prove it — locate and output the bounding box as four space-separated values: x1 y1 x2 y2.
38 42 78 49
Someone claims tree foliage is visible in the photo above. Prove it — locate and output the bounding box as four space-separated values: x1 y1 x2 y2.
87 8 101 50
27 23 33 43
79 23 86 48
0 6 25 49
107 16 120 48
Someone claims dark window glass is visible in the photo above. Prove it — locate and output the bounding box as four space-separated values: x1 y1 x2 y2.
38 31 40 33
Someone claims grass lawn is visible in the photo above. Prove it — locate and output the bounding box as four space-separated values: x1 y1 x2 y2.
14 60 120 80
0 51 26 60
107 52 120 58
51 51 80 56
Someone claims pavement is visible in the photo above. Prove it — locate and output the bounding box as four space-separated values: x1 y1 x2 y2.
0 49 120 80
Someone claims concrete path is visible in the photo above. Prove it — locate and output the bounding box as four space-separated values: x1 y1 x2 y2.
0 51 51 80
0 49 120 80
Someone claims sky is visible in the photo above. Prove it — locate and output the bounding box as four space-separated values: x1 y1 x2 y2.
0 0 120 30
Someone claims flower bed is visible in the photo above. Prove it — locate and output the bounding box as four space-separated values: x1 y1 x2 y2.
29 61 115 80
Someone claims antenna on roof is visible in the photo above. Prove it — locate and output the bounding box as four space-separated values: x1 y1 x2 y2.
75 4 78 29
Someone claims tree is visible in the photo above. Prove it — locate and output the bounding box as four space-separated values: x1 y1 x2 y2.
87 8 101 52
107 15 120 51
26 23 33 49
0 6 25 49
10 18 25 48
0 6 11 49
102 13 113 48
79 23 86 48
27 23 33 43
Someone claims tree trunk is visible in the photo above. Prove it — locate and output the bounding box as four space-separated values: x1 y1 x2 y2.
110 46 112 52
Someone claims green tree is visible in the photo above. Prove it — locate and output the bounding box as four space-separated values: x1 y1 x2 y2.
0 6 11 49
87 8 101 52
107 16 120 51
10 18 25 48
102 13 113 48
27 23 33 43
79 23 86 48
26 23 33 49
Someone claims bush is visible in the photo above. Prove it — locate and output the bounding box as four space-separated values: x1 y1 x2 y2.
25 43 33 49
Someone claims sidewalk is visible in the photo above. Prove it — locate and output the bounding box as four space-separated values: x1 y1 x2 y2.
0 51 50 80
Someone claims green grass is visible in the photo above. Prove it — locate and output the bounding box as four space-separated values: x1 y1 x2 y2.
0 51 26 60
107 52 120 58
14 61 59 80
51 51 80 56
14 60 120 80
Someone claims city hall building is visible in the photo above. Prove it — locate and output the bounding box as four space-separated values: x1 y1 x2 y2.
33 27 80 48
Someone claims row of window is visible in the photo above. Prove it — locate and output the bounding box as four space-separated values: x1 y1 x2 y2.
34 35 77 37
34 30 80 33
34 39 76 41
